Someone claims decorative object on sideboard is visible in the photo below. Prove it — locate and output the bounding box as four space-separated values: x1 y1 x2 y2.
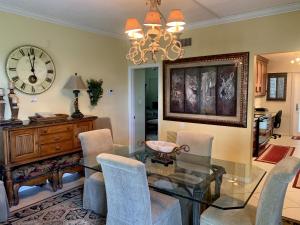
8 82 21 123
146 140 190 166
86 79 103 106
124 0 185 65
163 52 249 128
64 73 87 118
0 88 5 121
29 113 69 123
6 45 56 95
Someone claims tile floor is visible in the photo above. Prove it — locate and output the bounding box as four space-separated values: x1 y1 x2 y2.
10 173 84 212
251 136 300 223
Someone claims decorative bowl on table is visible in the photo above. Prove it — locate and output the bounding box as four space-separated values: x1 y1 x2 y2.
145 141 190 166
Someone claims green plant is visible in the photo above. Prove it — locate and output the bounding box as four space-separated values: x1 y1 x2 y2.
86 79 103 106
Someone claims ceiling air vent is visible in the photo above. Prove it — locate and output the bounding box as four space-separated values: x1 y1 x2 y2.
179 38 192 47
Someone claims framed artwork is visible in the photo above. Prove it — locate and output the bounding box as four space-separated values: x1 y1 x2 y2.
163 52 249 128
267 73 287 101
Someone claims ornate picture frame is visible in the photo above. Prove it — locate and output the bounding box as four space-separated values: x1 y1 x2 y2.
163 52 249 128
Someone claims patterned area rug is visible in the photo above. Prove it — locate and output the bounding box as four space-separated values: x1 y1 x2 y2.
3 186 106 225
255 144 295 164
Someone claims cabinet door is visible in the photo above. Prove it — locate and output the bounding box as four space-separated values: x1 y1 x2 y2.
10 129 39 163
73 122 93 148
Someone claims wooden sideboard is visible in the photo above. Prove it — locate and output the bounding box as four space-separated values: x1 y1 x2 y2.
0 116 97 205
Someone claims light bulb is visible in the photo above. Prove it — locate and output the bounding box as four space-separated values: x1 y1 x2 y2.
296 57 300 62
291 60 295 64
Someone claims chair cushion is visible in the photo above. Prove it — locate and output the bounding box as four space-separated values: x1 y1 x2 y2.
150 190 182 225
200 204 256 225
56 153 82 168
12 160 56 182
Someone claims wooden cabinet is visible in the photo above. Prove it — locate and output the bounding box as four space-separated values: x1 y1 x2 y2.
0 116 97 206
255 55 268 97
10 128 39 163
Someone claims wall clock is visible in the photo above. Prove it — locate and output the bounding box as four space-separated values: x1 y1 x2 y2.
6 45 56 95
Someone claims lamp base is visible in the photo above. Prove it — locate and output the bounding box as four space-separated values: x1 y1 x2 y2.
71 111 84 119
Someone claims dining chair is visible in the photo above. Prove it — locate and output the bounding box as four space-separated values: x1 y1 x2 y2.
97 153 183 225
0 181 9 222
176 130 214 158
79 128 114 216
174 130 214 225
200 156 300 225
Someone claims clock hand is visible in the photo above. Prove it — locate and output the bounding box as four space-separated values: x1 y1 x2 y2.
27 53 38 84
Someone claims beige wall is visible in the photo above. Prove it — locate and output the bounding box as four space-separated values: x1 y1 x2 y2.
159 11 300 164
0 12 129 144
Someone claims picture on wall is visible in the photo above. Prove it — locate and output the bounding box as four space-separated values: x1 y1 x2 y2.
163 52 249 127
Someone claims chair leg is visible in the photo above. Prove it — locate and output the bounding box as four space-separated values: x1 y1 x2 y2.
13 183 20 206
49 172 58 192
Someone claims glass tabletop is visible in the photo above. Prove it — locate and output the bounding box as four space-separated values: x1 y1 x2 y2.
80 146 266 210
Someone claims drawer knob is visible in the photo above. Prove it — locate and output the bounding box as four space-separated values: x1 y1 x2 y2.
56 146 61 150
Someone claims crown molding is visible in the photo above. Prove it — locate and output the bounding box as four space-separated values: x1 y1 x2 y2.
187 2 300 30
0 4 125 40
0 2 299 40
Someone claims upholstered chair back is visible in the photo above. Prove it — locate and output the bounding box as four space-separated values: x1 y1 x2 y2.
255 157 300 225
97 153 152 225
176 131 214 157
79 129 113 177
95 117 113 138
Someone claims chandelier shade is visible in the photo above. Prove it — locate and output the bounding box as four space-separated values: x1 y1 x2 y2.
125 18 142 33
125 0 185 65
144 11 162 26
167 9 186 27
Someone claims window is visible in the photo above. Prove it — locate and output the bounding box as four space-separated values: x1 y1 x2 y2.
267 73 287 101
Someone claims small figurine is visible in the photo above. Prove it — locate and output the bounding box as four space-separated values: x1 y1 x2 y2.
0 88 5 121
8 82 20 121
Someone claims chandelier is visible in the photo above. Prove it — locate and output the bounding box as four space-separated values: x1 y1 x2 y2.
124 0 186 65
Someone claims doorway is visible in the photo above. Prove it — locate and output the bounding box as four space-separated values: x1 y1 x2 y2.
128 65 159 152
292 73 300 136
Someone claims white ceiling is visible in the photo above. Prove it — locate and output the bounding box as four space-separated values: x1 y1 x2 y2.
0 0 299 38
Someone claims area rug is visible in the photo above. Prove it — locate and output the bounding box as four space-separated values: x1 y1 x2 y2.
4 186 106 225
255 144 295 164
292 136 300 140
293 171 300 189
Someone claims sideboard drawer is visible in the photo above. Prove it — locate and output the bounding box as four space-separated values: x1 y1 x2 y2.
40 140 73 156
39 124 73 135
39 132 73 145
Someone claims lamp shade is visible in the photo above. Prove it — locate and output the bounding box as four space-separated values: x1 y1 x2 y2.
144 11 162 27
63 73 87 90
166 9 185 27
125 18 142 33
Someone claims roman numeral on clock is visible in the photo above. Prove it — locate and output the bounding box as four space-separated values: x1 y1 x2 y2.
48 69 54 74
11 57 19 61
31 86 35 93
21 83 26 90
12 76 19 82
30 48 35 55
45 60 51 64
46 77 52 83
39 52 43 58
19 49 25 56
9 68 16 71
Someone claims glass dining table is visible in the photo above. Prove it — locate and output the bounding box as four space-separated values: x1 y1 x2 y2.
80 146 266 225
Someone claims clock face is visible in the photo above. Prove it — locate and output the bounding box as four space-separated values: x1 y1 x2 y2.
6 45 56 95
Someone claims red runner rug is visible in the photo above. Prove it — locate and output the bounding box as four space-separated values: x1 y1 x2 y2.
292 136 300 140
293 171 300 189
255 144 295 164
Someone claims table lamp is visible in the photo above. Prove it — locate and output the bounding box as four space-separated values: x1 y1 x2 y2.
63 73 87 118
